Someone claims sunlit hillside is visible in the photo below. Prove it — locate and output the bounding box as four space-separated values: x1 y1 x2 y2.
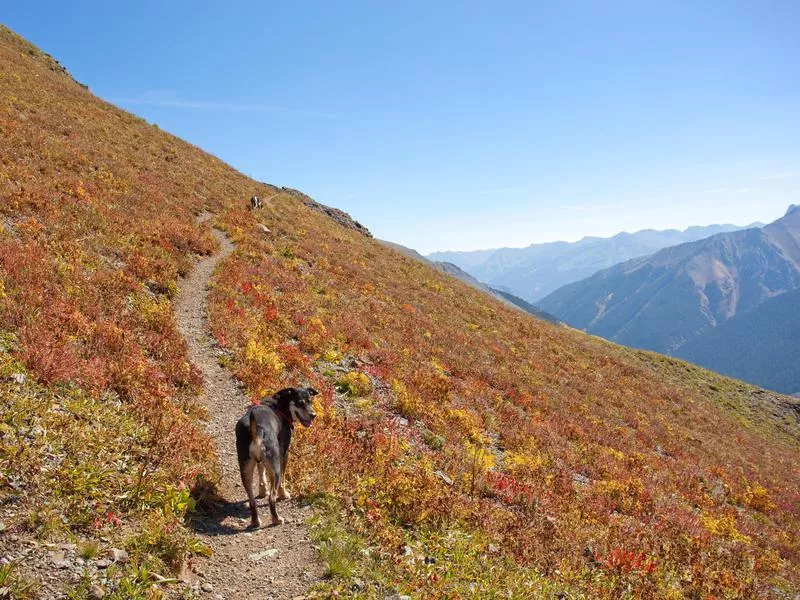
1 26 798 599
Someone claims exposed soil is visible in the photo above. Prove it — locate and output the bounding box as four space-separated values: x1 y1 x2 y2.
174 215 323 599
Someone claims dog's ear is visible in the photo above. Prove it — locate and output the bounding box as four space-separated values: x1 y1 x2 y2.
307 387 319 397
272 388 296 406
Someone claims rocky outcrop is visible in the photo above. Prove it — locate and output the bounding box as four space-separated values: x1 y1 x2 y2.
281 187 372 238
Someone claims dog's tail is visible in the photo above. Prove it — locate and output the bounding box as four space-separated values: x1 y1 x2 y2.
249 409 258 442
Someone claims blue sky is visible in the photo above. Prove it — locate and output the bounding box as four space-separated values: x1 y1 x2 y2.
4 1 799 253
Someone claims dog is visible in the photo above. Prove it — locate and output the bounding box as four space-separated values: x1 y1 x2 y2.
235 386 318 527
249 195 263 210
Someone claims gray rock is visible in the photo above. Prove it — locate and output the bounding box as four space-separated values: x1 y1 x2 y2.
350 577 365 591
572 473 590 488
89 585 105 599
434 470 453 486
201 582 214 593
95 559 111 569
108 548 128 563
10 373 26 385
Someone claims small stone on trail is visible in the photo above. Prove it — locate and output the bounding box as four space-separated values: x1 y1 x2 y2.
259 224 271 234
51 551 70 569
201 582 214 593
248 548 279 562
95 559 111 569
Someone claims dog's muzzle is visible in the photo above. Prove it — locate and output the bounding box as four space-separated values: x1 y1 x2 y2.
299 412 316 427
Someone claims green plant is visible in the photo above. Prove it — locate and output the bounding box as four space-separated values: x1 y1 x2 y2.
0 562 36 598
78 540 100 560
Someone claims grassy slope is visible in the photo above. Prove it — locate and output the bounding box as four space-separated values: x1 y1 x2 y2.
1 26 799 599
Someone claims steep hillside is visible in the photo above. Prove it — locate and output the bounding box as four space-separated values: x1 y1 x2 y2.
677 287 800 394
1 26 799 599
539 207 800 392
430 223 758 302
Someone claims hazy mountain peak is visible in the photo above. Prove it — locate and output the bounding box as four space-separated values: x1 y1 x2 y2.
430 222 756 302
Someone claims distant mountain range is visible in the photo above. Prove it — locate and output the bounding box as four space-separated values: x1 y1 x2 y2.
429 223 760 302
539 205 800 394
380 240 560 323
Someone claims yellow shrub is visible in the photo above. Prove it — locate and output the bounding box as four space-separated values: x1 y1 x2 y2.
463 441 495 472
701 513 751 543
244 339 285 375
335 371 372 397
739 481 775 513
448 408 487 444
504 449 548 474
322 346 342 362
134 293 172 332
392 379 422 418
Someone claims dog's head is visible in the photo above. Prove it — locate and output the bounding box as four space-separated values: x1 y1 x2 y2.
271 386 318 427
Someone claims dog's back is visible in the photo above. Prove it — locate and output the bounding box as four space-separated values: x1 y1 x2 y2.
235 406 277 465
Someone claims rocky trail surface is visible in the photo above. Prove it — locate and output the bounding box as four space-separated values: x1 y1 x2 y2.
174 215 323 599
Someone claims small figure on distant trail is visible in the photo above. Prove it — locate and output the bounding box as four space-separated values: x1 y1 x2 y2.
250 195 263 210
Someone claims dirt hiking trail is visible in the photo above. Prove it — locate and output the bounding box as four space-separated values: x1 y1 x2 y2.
175 215 323 599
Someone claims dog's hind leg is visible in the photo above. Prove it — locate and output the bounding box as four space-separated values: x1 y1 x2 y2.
277 453 291 501
257 462 268 498
240 459 260 528
267 458 284 526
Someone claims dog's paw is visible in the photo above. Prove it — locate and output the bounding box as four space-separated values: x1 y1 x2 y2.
247 519 261 530
271 515 285 526
277 488 291 501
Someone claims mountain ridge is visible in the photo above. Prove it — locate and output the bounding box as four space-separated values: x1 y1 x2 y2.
429 222 761 302
539 205 800 393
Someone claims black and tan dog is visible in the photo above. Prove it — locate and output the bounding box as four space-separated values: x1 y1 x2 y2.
235 386 318 527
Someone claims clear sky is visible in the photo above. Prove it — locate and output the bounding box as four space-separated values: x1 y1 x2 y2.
4 1 799 253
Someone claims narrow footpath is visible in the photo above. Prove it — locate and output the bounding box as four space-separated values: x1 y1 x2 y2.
174 215 323 599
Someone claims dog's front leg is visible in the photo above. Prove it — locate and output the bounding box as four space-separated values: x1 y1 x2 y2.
257 462 268 498
277 453 291 501
240 459 260 528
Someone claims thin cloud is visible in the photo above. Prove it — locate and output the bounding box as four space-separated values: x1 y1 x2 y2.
110 90 337 119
